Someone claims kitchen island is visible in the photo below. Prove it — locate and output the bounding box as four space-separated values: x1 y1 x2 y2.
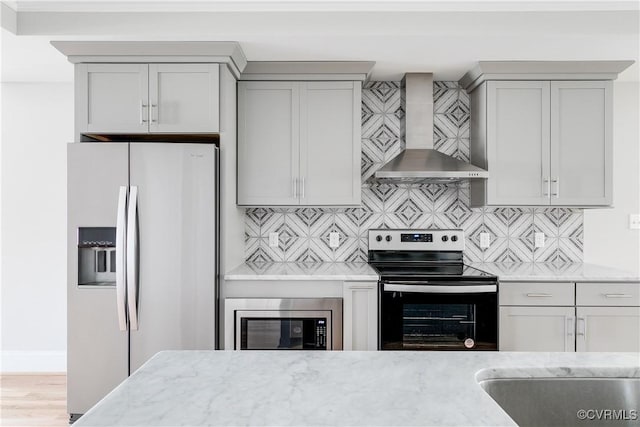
74 351 639 426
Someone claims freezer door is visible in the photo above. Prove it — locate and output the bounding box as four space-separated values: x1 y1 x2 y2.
67 143 129 414
129 143 217 372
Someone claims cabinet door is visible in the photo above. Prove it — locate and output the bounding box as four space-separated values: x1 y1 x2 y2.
149 64 219 133
550 81 612 206
343 281 378 351
576 306 640 352
486 81 551 205
499 306 575 351
77 64 149 134
300 82 361 205
237 81 300 205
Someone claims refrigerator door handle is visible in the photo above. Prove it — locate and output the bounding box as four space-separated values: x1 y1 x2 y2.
127 186 140 331
115 186 128 331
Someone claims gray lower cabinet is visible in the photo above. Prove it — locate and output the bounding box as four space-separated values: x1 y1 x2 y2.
75 63 220 135
237 80 361 206
499 306 575 352
499 281 640 352
575 282 640 352
499 281 575 352
470 80 612 207
575 307 640 352
342 281 378 351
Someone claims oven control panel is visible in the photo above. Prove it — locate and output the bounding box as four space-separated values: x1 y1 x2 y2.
401 233 433 243
369 229 465 251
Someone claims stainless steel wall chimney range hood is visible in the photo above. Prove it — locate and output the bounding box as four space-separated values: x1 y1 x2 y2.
372 73 488 183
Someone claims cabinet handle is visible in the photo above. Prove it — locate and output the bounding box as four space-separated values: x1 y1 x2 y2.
566 316 575 351
301 177 305 199
526 293 553 297
566 316 575 336
551 177 560 198
543 177 550 196
604 293 633 298
151 104 157 123
576 317 586 338
140 101 148 124
292 178 297 198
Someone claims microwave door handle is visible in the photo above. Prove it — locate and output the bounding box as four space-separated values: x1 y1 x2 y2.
383 283 497 294
115 186 128 331
127 186 139 331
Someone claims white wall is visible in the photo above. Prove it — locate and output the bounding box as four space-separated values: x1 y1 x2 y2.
583 81 640 275
1 82 72 371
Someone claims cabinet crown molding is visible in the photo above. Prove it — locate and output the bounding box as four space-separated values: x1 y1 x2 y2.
51 40 247 78
240 61 375 81
459 60 635 92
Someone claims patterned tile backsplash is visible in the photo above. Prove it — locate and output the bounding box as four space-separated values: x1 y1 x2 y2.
245 81 584 264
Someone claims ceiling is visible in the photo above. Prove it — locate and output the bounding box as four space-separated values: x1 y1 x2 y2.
2 1 639 83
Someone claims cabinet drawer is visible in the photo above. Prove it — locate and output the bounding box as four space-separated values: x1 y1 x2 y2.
576 282 640 306
499 282 574 306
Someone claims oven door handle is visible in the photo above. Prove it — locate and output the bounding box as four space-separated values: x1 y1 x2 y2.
383 283 497 294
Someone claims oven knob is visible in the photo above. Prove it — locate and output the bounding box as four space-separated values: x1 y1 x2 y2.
385 235 392 242
451 235 458 242
376 235 383 242
442 235 448 242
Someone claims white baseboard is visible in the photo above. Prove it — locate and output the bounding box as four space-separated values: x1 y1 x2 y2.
1 351 67 373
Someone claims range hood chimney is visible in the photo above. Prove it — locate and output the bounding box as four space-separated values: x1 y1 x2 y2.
372 73 488 183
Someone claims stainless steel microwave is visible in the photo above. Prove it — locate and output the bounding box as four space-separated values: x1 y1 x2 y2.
224 298 343 350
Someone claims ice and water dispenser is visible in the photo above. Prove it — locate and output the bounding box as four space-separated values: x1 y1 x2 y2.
78 227 117 286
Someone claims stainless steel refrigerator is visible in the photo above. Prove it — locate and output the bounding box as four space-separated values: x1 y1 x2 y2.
67 142 218 421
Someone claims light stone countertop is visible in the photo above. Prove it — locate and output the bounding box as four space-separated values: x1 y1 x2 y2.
74 351 640 427
224 262 379 281
224 261 638 283
471 262 639 282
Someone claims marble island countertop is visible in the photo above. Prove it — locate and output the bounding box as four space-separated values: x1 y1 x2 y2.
75 351 640 427
224 261 638 282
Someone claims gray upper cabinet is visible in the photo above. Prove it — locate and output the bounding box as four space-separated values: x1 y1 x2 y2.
76 63 220 135
237 81 300 206
77 64 150 134
300 82 361 205
470 79 612 207
237 80 361 206
148 64 220 133
485 81 551 205
550 81 612 206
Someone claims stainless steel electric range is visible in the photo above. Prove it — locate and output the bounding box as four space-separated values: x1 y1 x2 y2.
368 229 499 351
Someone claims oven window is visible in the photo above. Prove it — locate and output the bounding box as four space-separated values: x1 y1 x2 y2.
403 304 475 347
240 318 327 350
381 291 497 350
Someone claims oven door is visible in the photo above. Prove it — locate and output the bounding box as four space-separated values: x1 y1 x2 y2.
235 310 331 350
380 281 498 351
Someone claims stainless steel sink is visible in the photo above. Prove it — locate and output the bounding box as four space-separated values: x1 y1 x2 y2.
479 377 640 427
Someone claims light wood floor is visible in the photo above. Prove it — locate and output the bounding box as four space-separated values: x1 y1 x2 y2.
0 374 68 427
